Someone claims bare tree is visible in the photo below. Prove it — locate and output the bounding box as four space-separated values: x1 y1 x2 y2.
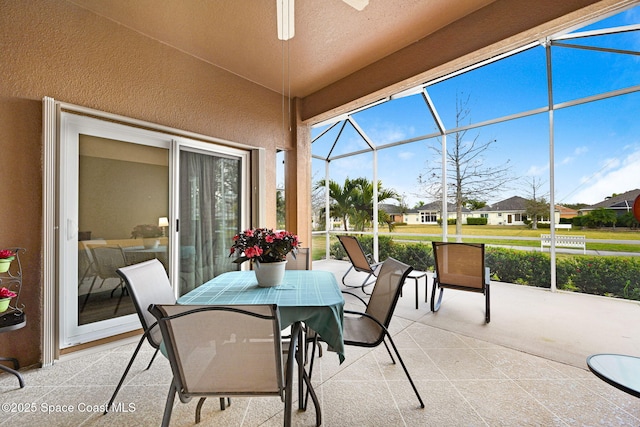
523 177 549 230
417 93 512 238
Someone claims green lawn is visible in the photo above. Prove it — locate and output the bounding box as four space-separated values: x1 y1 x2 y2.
311 224 640 260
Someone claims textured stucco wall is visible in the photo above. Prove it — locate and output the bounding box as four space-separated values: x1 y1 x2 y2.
0 0 293 366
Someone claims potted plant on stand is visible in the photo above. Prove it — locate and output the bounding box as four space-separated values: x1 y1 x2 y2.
0 287 16 313
131 224 163 249
229 228 300 287
0 249 16 273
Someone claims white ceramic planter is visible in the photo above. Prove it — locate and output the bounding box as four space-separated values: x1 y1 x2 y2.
143 238 160 249
254 260 287 287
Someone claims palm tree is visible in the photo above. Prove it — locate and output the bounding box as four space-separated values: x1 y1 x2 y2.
314 178 358 231
315 177 400 231
349 177 400 231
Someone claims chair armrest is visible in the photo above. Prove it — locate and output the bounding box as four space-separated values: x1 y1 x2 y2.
485 267 490 285
343 309 389 332
341 291 368 307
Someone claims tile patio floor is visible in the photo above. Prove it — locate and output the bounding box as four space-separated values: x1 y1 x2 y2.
1 259 639 426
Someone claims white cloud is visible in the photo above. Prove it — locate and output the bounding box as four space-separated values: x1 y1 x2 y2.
574 146 589 155
560 157 574 166
526 163 549 176
558 146 588 167
398 151 413 160
567 149 640 204
367 123 414 144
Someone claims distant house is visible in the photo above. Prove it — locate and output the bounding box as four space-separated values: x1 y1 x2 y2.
556 205 578 219
397 202 470 225
472 196 560 226
578 189 640 217
378 203 404 223
382 196 570 226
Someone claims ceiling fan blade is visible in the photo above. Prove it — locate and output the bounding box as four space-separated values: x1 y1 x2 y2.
277 0 295 40
343 0 369 11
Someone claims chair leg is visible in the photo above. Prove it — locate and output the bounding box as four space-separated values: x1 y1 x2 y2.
425 276 430 303
195 397 207 423
485 283 490 323
300 335 322 426
430 278 443 312
302 365 322 426
218 397 231 410
341 265 355 286
384 332 425 408
113 284 125 314
104 333 148 414
342 265 376 295
303 333 324 411
360 272 376 295
284 323 301 427
161 381 177 427
382 339 396 364
80 275 99 312
78 262 94 285
145 347 160 370
196 398 205 422
303 335 318 410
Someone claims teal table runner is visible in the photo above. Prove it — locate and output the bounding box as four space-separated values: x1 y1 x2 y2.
178 270 345 363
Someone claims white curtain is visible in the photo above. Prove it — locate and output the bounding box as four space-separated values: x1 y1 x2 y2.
179 150 241 295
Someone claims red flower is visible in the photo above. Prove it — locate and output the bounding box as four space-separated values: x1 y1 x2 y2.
0 249 15 259
0 287 16 299
229 228 300 264
245 246 264 258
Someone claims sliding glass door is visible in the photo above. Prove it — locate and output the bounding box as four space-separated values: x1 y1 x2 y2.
59 112 250 349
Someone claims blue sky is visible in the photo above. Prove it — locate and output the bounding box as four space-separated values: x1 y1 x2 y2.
310 5 640 207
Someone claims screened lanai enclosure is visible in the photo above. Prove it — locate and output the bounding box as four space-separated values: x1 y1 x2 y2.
311 5 640 293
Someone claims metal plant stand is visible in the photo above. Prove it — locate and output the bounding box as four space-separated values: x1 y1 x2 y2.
0 248 26 388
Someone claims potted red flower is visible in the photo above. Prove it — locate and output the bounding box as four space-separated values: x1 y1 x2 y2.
229 228 300 287
131 224 163 249
0 249 16 273
0 286 17 312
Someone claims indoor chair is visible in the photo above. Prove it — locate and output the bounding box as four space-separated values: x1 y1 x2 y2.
84 245 128 313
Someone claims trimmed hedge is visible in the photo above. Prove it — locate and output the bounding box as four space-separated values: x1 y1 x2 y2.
467 217 488 225
331 236 432 271
485 247 551 287
485 247 640 300
329 239 640 301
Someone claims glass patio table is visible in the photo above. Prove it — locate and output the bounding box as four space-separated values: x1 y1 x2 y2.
587 353 640 398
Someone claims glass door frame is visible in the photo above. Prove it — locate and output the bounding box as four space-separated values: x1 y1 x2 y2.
57 113 254 349
58 112 173 348
169 138 252 292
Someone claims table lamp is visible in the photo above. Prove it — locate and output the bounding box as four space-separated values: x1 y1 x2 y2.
158 217 169 236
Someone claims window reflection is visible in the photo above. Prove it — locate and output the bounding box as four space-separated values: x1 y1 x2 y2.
77 135 169 326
